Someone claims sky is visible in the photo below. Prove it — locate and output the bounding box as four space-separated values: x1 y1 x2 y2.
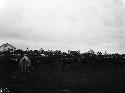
0 0 124 53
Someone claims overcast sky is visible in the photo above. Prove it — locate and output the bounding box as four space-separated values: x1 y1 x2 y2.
0 0 124 53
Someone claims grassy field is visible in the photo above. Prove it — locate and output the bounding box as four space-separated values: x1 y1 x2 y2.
0 56 125 93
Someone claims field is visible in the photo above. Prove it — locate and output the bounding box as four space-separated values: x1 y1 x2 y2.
0 55 125 93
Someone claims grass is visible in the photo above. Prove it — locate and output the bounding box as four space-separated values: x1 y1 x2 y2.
0 56 125 93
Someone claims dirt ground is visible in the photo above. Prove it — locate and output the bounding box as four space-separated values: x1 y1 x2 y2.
0 56 125 93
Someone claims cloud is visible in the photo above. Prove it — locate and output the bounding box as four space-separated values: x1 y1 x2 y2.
0 0 124 53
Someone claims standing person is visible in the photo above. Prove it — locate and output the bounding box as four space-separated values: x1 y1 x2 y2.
19 54 31 82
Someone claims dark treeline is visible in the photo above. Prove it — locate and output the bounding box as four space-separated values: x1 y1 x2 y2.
1 49 125 68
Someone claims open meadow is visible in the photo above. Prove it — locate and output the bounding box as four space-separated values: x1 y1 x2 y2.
0 54 125 93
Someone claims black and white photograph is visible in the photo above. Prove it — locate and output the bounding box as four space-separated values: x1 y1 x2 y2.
0 0 125 93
